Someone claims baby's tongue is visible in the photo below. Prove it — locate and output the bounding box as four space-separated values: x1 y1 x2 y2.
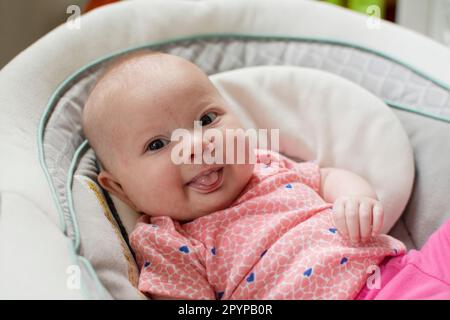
192 170 219 187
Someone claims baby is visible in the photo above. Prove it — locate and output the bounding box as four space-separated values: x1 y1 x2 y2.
83 51 450 300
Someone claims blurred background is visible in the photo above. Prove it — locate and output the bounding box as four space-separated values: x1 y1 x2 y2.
1 0 450 69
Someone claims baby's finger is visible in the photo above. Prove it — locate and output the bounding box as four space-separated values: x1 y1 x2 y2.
359 201 373 242
333 199 348 239
372 203 384 236
345 200 360 243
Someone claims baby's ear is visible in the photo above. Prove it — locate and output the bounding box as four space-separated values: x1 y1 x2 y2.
98 170 136 210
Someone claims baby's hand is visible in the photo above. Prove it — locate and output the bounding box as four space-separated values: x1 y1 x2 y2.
332 196 384 243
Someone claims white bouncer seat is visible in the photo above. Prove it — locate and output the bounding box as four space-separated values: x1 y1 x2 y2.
1 0 449 299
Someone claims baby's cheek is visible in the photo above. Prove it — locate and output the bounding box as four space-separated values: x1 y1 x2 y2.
135 169 184 211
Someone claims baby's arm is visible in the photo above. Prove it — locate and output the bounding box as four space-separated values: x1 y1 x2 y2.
319 168 384 243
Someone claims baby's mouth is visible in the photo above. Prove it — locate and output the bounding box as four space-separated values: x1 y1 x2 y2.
187 166 224 193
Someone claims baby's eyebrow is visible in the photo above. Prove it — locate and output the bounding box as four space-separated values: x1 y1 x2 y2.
134 124 164 142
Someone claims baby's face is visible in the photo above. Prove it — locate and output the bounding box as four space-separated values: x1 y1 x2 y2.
95 55 254 221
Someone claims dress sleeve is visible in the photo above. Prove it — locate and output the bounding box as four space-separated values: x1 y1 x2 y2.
291 160 322 194
129 216 216 300
257 149 322 194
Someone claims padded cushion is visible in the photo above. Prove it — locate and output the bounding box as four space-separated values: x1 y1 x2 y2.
73 149 144 299
214 66 415 226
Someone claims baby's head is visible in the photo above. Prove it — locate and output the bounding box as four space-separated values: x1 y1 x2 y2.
83 51 254 221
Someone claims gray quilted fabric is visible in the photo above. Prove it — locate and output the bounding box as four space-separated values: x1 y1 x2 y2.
166 38 450 119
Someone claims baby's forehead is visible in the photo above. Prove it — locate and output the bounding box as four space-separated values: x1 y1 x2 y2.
97 54 162 90
87 52 219 135
97 54 209 104
101 52 190 82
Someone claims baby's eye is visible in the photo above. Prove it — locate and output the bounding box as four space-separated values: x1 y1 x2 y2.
199 111 218 126
147 138 170 151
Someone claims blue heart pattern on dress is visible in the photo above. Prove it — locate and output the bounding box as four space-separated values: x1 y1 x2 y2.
340 257 348 265
285 184 293 189
179 245 190 254
328 228 337 234
246 272 255 283
303 268 313 277
211 247 216 255
144 261 151 268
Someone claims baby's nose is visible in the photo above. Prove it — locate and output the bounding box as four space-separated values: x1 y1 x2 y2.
190 134 215 163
